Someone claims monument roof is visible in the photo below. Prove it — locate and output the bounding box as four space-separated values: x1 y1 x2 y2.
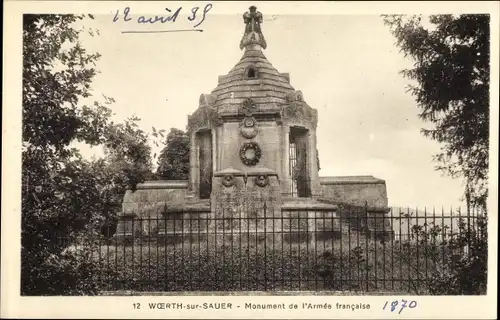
211 49 295 107
210 6 296 108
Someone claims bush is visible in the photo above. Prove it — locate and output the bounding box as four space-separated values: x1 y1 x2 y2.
98 245 320 291
361 213 489 295
425 215 488 295
94 238 420 293
22 245 102 296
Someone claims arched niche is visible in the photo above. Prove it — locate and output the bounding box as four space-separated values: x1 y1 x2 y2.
244 65 259 79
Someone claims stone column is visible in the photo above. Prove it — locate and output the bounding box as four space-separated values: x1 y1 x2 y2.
276 122 283 183
216 125 223 170
188 132 197 197
220 125 225 170
309 128 322 198
283 125 290 196
212 128 217 173
198 131 213 199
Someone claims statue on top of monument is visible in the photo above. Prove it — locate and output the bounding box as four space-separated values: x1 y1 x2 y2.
244 6 262 33
240 6 267 50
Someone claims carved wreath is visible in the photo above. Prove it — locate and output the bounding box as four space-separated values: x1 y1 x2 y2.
255 174 269 187
239 142 262 166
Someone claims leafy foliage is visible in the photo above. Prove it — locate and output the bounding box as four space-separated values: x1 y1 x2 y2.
156 128 190 179
92 116 155 237
382 14 490 209
98 246 315 291
397 211 488 295
22 14 154 295
23 15 104 150
430 216 488 295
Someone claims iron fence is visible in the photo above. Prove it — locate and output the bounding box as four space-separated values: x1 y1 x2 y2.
60 204 486 294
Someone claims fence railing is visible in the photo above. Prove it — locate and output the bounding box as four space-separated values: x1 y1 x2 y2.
59 205 486 294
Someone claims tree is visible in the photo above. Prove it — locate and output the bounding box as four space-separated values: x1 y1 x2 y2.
382 15 490 210
382 14 489 296
22 14 153 295
156 128 190 180
22 14 105 295
93 116 155 237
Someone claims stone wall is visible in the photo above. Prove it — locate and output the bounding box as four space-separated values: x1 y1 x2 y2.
319 176 393 240
122 180 189 216
319 176 388 209
116 176 392 244
117 180 199 242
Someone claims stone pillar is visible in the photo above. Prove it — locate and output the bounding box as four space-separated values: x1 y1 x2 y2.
198 130 213 199
276 122 283 185
212 128 217 173
195 145 200 195
188 132 197 197
282 125 290 196
220 125 225 171
216 124 223 170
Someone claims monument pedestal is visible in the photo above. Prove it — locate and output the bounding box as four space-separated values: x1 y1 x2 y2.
210 168 281 246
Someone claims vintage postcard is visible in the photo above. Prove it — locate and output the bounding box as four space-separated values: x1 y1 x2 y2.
2 1 498 319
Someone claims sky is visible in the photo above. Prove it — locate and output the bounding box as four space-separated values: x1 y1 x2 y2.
73 9 467 209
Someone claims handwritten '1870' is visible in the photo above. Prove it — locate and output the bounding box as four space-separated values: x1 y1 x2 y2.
113 4 213 28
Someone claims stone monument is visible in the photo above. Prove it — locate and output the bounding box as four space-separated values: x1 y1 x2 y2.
116 6 393 244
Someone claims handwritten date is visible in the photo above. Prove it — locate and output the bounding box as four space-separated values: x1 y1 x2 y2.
383 300 417 314
113 4 212 28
